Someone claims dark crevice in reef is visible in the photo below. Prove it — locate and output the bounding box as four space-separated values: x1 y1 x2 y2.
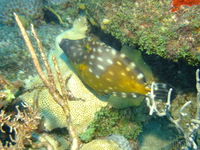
143 54 199 93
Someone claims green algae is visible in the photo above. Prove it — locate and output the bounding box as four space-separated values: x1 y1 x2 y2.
79 105 149 143
81 0 200 65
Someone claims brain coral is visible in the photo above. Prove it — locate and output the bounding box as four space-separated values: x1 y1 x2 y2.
0 0 43 25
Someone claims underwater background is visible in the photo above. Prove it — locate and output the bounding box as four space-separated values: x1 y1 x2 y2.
0 0 200 149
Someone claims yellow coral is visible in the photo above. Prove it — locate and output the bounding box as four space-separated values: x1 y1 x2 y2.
79 139 121 150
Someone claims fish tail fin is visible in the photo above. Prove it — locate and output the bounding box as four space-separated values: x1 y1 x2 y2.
149 83 176 102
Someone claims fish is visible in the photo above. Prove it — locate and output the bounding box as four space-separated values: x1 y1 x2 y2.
171 0 200 12
59 37 171 102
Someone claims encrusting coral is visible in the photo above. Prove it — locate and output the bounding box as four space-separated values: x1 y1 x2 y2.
0 75 23 109
82 0 200 65
0 0 43 26
79 139 121 150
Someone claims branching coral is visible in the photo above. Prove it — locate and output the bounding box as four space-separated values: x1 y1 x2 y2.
145 69 200 149
0 103 40 149
14 13 80 150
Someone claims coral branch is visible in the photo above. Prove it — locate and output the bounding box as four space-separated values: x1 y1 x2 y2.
31 24 56 87
14 13 80 150
146 69 200 149
196 69 200 119
0 102 40 149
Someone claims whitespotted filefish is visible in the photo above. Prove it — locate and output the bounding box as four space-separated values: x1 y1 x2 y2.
59 37 170 100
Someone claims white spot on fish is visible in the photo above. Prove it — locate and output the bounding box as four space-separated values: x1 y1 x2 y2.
130 62 136 68
97 57 103 61
77 48 82 51
108 87 113 90
112 92 117 96
111 50 116 55
71 46 75 50
96 75 100 79
132 93 137 98
121 92 127 98
126 67 130 72
121 72 126 76
89 68 93 73
97 64 104 70
106 48 110 52
108 71 114 75
107 59 113 64
104 89 109 93
89 61 93 65
106 78 112 82
90 55 95 59
83 55 87 59
120 53 126 58
137 73 144 79
98 49 103 53
116 61 122 65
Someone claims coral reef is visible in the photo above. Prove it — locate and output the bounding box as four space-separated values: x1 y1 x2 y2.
106 134 132 150
79 139 121 150
143 70 200 149
0 0 43 26
0 103 41 149
82 0 200 65
45 0 72 5
0 75 23 109
79 105 148 143
138 117 179 150
0 1 199 149
43 0 79 27
0 24 66 81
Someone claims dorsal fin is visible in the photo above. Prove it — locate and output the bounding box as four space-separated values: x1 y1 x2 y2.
121 45 153 83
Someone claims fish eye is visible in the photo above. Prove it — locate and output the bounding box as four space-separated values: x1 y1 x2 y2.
83 44 91 52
